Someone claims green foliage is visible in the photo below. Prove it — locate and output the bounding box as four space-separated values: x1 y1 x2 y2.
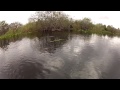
0 11 120 40
29 11 71 31
0 21 9 35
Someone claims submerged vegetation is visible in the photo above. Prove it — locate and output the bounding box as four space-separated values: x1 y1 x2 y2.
0 11 120 40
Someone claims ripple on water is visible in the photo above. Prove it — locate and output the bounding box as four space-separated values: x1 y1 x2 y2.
0 58 50 79
0 34 120 79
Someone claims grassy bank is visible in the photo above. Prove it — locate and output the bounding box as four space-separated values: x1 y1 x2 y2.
0 29 33 40
1 29 120 40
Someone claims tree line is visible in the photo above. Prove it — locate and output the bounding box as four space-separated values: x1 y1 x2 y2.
0 11 120 37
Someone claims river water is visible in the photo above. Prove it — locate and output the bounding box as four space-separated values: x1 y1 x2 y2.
0 33 120 79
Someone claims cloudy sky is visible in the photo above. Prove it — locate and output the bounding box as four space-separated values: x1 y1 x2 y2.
0 11 119 28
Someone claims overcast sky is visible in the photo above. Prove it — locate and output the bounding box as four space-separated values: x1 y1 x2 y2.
0 11 120 28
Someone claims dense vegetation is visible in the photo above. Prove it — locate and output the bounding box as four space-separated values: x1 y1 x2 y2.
0 11 120 40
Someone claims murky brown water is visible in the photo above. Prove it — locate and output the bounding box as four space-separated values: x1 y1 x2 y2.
0 33 120 79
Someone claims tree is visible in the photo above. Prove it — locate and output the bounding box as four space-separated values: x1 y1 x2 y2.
106 25 117 34
28 11 71 32
9 22 23 30
79 18 93 30
93 23 106 31
0 21 9 35
72 20 81 31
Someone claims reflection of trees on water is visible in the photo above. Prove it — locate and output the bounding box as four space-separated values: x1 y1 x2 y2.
1 33 118 79
0 37 23 50
0 34 38 50
34 32 73 53
0 32 73 52
0 39 10 49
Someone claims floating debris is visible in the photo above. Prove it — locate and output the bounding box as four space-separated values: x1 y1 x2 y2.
50 39 64 42
49 36 54 37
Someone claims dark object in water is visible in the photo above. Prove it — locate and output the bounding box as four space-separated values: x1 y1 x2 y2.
70 25 73 28
52 29 62 32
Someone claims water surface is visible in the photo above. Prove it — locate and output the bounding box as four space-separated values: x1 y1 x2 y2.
0 33 120 79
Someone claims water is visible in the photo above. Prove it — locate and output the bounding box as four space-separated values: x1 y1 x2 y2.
0 33 120 79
